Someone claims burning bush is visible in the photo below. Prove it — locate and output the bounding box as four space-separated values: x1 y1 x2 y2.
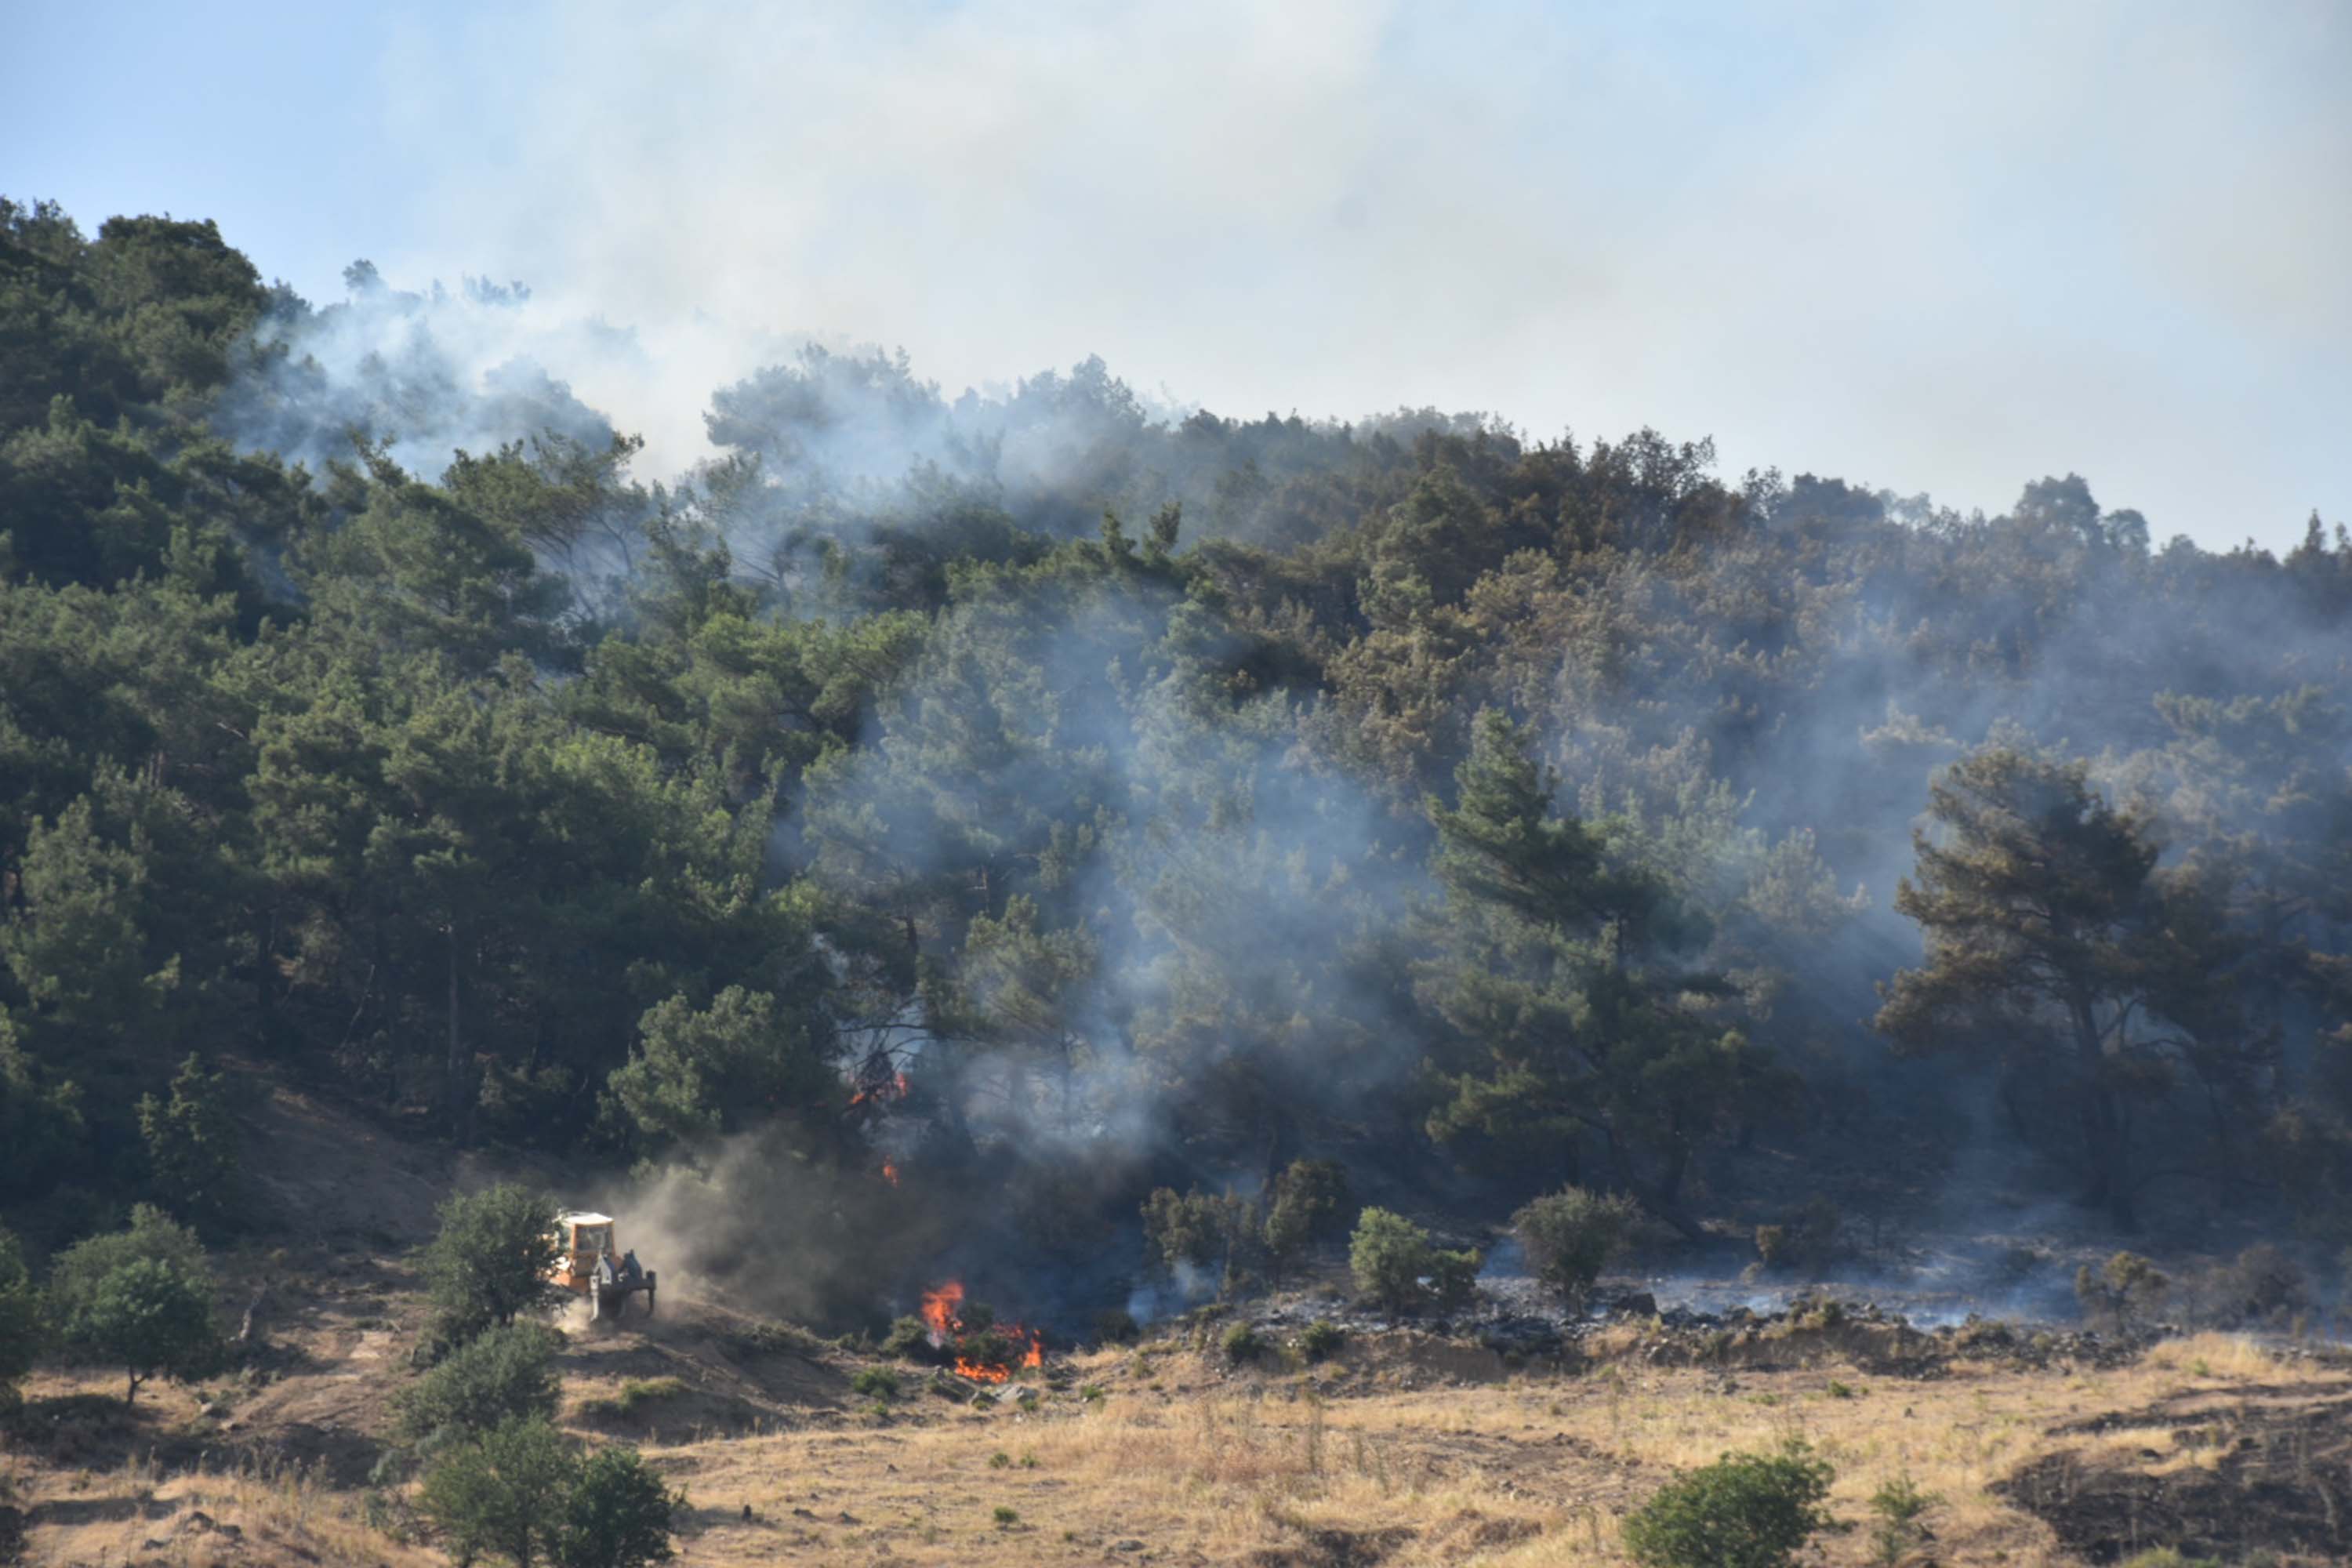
918 1282 1042 1383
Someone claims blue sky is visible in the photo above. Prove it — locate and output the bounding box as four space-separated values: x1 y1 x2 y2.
12 0 2347 550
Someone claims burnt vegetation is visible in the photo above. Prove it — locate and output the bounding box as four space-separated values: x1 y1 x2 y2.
3 193 2352 1347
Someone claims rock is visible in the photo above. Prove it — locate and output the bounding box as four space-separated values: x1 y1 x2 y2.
1113 1540 1147 1552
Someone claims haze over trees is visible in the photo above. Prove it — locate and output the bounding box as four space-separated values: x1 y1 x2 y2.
4 194 2352 1316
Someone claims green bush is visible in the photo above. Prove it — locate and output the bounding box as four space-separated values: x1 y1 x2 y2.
1221 1323 1261 1363
419 1415 580 1568
1512 1187 1637 1308
0 1227 44 1411
136 1053 238 1225
1348 1207 1432 1314
420 1415 683 1568
47 1209 220 1406
1298 1320 1345 1362
583 1377 687 1419
396 1321 561 1443
1428 1247 1482 1314
851 1366 899 1400
880 1315 935 1360
1263 1159 1352 1279
423 1184 561 1345
1142 1187 1255 1289
561 1445 685 1568
1866 1472 1939 1566
1621 1439 1834 1568
2076 1251 2169 1333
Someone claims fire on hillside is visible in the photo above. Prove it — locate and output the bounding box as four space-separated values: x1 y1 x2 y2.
922 1281 1044 1383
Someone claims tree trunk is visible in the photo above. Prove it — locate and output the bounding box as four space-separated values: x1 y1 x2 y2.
446 919 471 1148
2071 1000 2136 1231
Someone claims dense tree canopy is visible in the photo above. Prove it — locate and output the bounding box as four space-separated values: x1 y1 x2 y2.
4 196 2350 1305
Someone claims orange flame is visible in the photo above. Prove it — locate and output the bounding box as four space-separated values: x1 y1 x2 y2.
848 1070 912 1109
880 1161 900 1187
920 1282 964 1344
920 1281 1045 1382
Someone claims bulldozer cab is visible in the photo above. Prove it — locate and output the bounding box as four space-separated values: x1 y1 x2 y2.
551 1211 616 1290
549 1210 657 1321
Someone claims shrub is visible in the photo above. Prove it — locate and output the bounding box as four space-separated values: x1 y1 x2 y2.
1221 1323 1261 1363
1621 1439 1834 1568
0 1227 43 1412
136 1053 239 1225
1298 1320 1345 1362
47 1213 222 1406
584 1377 687 1419
2076 1251 2169 1333
2187 1244 2308 1327
1866 1472 1939 1566
45 1204 207 1317
1092 1308 1140 1345
1513 1187 1639 1308
881 1314 936 1360
423 1184 561 1345
396 1322 561 1443
1428 1247 1483 1314
850 1367 899 1401
560 1444 684 1568
742 1319 827 1359
993 1505 1018 1526
1754 1198 1841 1274
419 1415 579 1568
1142 1187 1255 1290
1348 1208 1432 1314
1263 1159 1352 1279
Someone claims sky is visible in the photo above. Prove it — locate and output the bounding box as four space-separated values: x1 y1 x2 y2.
10 0 2348 550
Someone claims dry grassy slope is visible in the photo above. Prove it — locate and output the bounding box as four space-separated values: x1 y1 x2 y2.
9 1083 2350 1566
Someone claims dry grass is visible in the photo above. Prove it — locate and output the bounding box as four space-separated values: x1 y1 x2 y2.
597 1330 2345 1567
9 1322 2340 1566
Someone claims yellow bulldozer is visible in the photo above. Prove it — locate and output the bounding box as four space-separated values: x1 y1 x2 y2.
549 1210 657 1322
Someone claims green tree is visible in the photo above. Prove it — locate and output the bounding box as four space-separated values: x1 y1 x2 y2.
1348 1207 1432 1316
1512 1186 1639 1308
1262 1158 1351 1282
397 1321 561 1443
61 1256 219 1405
0 1016 85 1202
1875 743 2232 1229
558 1445 683 1568
423 1183 560 1344
45 1204 209 1320
418 1414 578 1568
1621 1439 1835 1568
608 986 829 1150
0 1226 44 1411
136 1052 238 1222
1421 710 1759 1236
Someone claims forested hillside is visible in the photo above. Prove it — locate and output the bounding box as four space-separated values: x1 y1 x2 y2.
5 195 2351 1312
